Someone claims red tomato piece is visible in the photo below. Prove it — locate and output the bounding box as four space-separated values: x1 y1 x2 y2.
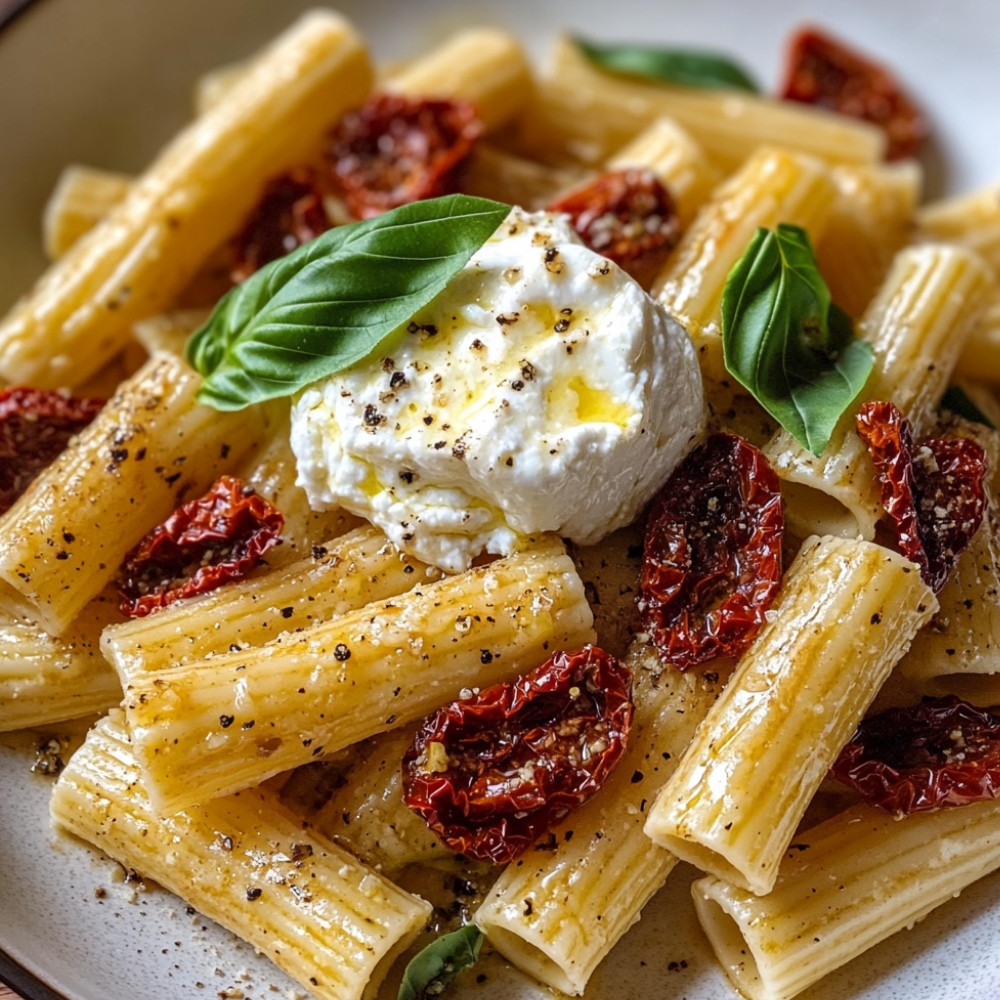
117 475 284 617
779 27 928 161
401 645 633 864
326 93 482 219
230 168 331 283
0 386 105 515
547 168 680 282
831 695 1000 814
639 433 784 670
856 400 986 594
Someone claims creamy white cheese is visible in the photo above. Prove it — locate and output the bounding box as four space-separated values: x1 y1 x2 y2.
290 208 704 572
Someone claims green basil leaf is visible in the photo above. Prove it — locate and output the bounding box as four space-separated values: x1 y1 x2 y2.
941 385 996 428
186 194 511 410
721 223 875 455
574 37 759 93
398 924 484 1000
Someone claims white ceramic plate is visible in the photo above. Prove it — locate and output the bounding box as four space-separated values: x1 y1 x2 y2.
2 1 1000 999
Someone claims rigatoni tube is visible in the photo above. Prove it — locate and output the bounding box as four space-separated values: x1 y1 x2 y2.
764 243 993 540
102 524 443 678
383 27 532 134
815 160 921 320
0 352 267 635
474 642 727 996
0 11 372 388
299 725 457 875
643 535 936 896
41 164 131 260
0 590 121 731
693 798 1000 1000
121 535 595 815
52 712 431 1000
522 37 884 171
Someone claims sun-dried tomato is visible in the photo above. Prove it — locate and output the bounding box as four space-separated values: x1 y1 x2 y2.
0 386 104 515
831 695 1000 814
639 433 784 670
779 27 928 161
856 400 986 594
326 93 482 219
117 475 284 617
401 645 633 864
547 169 681 283
229 168 331 283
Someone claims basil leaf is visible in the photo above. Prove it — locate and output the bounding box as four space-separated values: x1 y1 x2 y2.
721 223 875 456
186 194 510 410
398 924 484 1000
574 37 759 93
941 385 996 429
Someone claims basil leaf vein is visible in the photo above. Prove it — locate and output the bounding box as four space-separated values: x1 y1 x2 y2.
574 37 759 93
186 194 511 410
397 924 484 1000
721 223 875 455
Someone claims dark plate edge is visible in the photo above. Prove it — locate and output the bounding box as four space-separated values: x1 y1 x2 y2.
0 947 67 1000
0 0 40 32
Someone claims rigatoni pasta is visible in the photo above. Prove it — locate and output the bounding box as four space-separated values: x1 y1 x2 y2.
815 160 921 319
3 11 1000 1000
296 725 459 874
0 10 373 390
100 523 439 676
692 798 1000 1000
382 27 532 132
41 164 131 261
520 35 886 171
474 641 727 995
0 351 268 634
643 535 937 895
0 590 121 732
119 535 595 814
52 711 432 1000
